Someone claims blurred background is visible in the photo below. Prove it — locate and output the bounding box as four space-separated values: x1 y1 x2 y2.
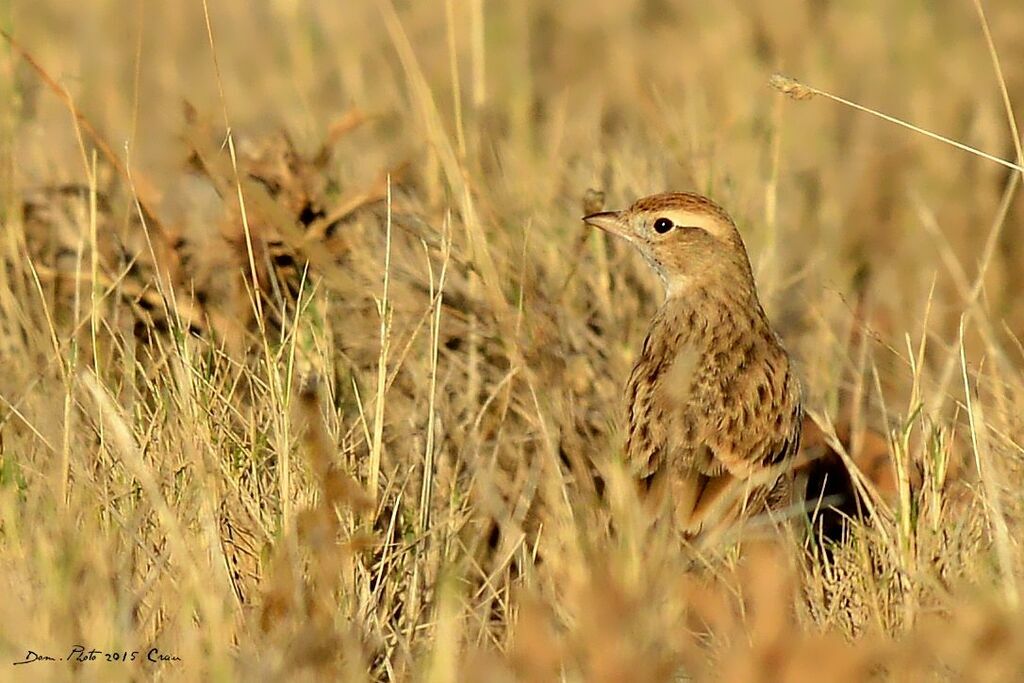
7 0 1024 361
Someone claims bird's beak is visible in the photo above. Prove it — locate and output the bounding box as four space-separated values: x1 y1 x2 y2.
583 210 631 241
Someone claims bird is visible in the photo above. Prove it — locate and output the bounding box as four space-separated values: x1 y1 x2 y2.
583 192 802 537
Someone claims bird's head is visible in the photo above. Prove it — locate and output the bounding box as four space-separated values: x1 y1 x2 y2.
583 192 755 297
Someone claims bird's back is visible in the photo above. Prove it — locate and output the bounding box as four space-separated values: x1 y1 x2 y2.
625 291 802 535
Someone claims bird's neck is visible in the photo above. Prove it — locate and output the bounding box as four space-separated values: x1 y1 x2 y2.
644 280 770 356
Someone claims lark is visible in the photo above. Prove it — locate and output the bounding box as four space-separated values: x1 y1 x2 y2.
584 192 802 536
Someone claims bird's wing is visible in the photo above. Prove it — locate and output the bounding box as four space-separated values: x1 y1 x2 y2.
706 367 803 480
670 402 801 534
651 346 802 481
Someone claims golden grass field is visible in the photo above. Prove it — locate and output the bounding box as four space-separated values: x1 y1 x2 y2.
2 0 1024 680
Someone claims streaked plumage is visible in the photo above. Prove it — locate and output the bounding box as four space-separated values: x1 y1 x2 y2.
584 192 801 536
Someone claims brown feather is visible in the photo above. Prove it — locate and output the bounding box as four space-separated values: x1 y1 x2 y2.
588 192 802 537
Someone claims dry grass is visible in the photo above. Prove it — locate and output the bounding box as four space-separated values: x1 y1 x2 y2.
2 0 1024 680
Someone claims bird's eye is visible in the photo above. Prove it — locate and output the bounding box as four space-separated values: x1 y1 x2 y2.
653 217 674 234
